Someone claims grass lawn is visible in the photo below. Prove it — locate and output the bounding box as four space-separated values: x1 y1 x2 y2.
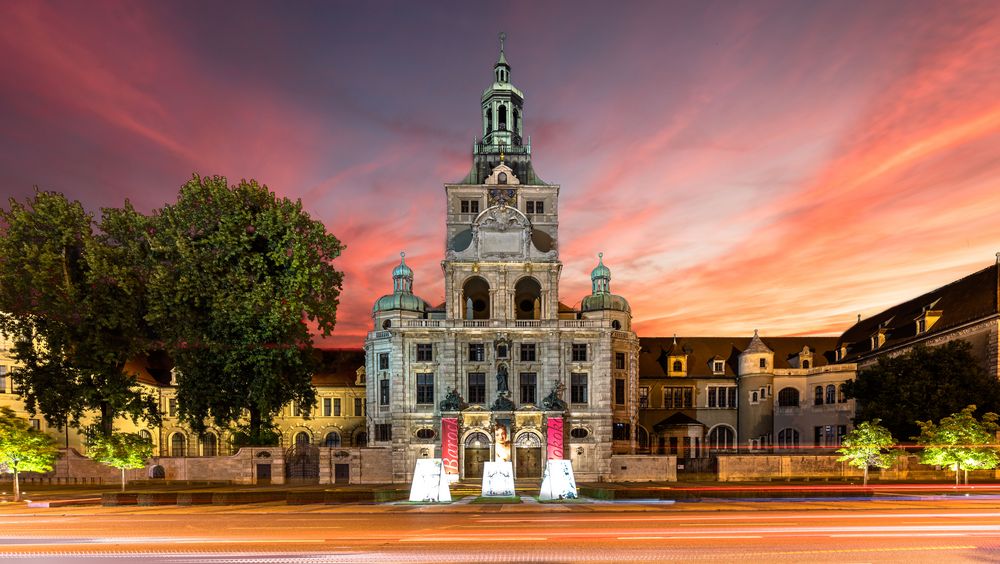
470 496 521 504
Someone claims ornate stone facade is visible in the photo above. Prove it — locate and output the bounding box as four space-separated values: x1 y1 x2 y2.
365 41 640 483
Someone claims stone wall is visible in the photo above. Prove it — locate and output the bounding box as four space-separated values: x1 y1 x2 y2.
149 447 285 484
717 455 858 481
318 447 392 484
608 455 677 482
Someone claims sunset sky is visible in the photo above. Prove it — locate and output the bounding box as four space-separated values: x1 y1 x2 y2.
2 1 999 347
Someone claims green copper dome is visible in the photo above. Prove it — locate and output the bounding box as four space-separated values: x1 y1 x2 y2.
373 292 427 314
582 253 630 313
581 293 631 314
591 252 611 281
373 252 427 314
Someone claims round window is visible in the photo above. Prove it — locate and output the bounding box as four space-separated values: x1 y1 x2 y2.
611 320 622 330
382 319 391 330
570 428 589 439
416 428 435 440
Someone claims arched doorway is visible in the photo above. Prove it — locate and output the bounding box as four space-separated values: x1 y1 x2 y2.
514 432 542 478
464 431 491 479
462 277 491 320
514 277 542 320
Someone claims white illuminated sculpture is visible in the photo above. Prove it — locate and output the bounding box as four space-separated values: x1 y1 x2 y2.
539 460 577 501
480 461 516 497
408 458 452 503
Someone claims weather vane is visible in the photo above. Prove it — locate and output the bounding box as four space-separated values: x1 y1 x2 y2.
499 31 506 52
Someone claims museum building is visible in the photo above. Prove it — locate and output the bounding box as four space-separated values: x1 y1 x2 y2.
364 41 640 483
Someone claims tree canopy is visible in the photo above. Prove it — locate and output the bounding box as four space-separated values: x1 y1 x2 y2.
0 407 60 501
836 419 897 486
915 405 1000 485
146 176 344 443
0 192 159 436
846 341 1000 440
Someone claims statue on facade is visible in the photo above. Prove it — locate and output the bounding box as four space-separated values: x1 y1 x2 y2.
439 388 465 411
542 381 568 411
491 393 515 412
496 364 509 393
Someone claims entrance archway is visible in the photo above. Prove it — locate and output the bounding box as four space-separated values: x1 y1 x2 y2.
463 431 491 479
514 432 542 478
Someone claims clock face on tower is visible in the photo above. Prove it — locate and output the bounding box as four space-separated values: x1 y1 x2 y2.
488 188 516 208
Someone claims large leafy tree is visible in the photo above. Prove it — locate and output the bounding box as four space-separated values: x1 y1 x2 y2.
147 176 343 443
836 419 898 486
0 407 60 501
0 192 158 436
846 341 1000 440
915 405 1000 485
87 431 153 492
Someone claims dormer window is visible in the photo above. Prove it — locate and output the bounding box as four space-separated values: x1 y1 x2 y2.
712 361 724 375
871 329 886 350
672 360 682 372
915 306 942 335
802 360 810 369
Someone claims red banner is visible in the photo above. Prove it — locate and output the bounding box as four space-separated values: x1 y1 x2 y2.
441 417 458 477
546 417 564 460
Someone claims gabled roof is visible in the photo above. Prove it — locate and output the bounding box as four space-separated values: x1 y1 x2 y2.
639 336 841 378
653 412 705 431
837 262 1000 361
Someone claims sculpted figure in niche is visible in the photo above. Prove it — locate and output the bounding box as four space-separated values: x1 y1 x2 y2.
497 364 509 393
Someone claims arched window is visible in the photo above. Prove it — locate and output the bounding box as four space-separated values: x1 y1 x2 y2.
777 387 800 407
324 432 341 448
514 277 542 320
170 433 186 457
814 385 824 405
637 426 650 451
708 426 736 451
200 433 218 457
485 108 492 133
498 104 507 130
498 172 507 184
777 428 799 448
138 429 152 442
462 276 491 320
751 390 759 403
672 360 683 372
838 383 847 403
802 360 810 369
826 384 836 405
294 431 311 446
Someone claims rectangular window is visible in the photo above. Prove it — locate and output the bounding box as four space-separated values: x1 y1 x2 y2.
376 423 392 442
708 387 718 408
496 344 508 359
525 200 544 214
461 199 480 214
519 372 537 404
0 365 6 393
664 386 694 409
759 358 767 369
30 419 40 431
468 372 486 404
168 398 177 418
416 373 434 405
615 352 626 370
837 425 847 445
378 353 389 371
571 373 588 404
728 387 738 408
520 343 536 362
709 386 738 408
638 386 649 408
416 344 433 362
355 397 363 417
333 398 342 416
814 426 823 447
572 344 588 362
323 398 332 417
379 378 390 406
293 402 303 417
612 422 630 441
468 343 485 362
615 378 626 405
713 361 725 374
